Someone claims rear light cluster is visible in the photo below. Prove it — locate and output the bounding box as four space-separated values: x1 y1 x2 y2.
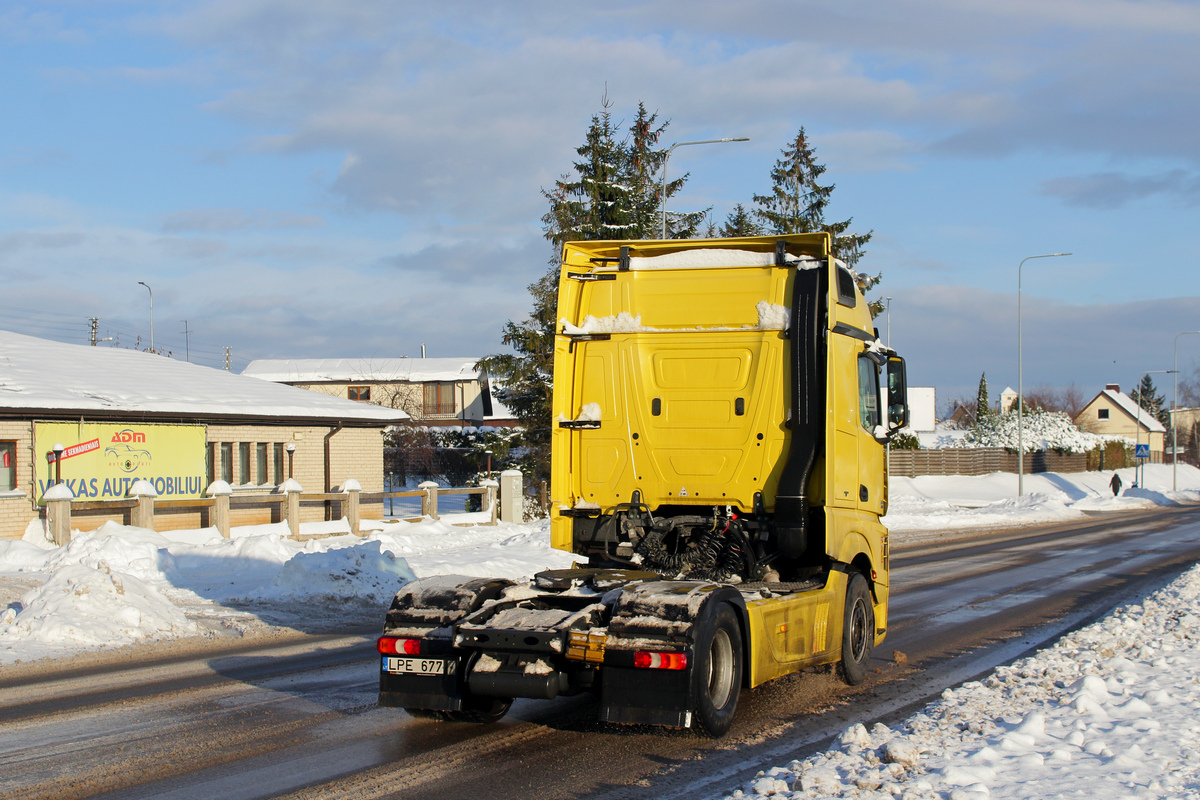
377 636 421 655
633 650 687 670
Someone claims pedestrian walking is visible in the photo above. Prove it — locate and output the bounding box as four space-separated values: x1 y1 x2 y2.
1110 473 1123 496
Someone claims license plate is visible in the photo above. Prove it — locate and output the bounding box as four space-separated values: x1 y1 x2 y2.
382 655 453 675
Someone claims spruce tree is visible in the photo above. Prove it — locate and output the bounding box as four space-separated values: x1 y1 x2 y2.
752 127 881 311
542 101 630 248
976 373 992 421
720 203 762 237
1131 374 1169 427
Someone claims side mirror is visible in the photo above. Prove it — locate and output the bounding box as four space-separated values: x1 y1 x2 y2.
886 357 910 430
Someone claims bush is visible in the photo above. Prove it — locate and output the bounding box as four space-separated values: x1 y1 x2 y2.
889 431 921 450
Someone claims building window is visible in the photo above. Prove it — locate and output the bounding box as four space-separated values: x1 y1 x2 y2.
239 443 251 484
274 443 285 483
1098 408 1110 420
256 443 268 484
0 441 16 491
220 443 233 483
423 382 456 416
348 386 371 402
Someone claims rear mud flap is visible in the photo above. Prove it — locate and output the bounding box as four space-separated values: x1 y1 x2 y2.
599 665 692 728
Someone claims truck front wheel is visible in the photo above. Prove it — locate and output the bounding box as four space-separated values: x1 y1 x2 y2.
839 572 874 685
692 603 743 738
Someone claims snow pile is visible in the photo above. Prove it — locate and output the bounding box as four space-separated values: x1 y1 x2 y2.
725 562 1200 800
961 408 1106 453
3 563 200 645
0 515 575 665
240 540 415 603
560 312 655 335
883 463 1200 532
756 301 790 331
560 301 792 334
621 249 821 271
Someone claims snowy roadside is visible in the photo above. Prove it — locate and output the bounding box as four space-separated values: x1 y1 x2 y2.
2 463 1197 670
724 559 1200 800
2 462 1200 800
0 514 575 668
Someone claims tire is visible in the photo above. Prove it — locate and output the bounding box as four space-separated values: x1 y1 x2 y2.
691 603 743 738
443 696 513 724
839 571 874 686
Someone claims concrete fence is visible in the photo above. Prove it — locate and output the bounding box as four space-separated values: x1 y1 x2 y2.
40 473 523 546
888 448 1088 478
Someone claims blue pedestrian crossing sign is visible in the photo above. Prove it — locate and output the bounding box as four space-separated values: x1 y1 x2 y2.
1135 444 1150 459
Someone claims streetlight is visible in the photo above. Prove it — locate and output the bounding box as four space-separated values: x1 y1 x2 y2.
1173 331 1200 490
660 137 749 238
286 442 296 479
137 281 154 353
1135 369 1176 489
1017 252 1072 496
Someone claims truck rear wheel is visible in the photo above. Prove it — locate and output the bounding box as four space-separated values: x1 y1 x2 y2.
839 572 874 685
692 603 742 738
444 696 513 724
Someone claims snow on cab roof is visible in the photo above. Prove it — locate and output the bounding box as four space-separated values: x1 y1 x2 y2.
241 357 482 384
0 329 408 423
594 248 826 272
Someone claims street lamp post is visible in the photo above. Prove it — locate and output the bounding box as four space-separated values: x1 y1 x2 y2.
1173 331 1200 490
137 281 154 353
659 137 749 238
1136 369 1176 489
1017 252 1072 496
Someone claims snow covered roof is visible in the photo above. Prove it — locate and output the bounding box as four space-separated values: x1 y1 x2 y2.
0 330 408 425
241 357 482 384
1101 387 1167 432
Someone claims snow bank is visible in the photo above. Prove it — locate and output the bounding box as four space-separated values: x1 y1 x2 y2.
884 463 1200 531
0 516 574 665
725 561 1200 800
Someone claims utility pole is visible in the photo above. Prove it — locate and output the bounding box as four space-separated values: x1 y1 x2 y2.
89 317 99 346
224 347 231 371
182 320 191 362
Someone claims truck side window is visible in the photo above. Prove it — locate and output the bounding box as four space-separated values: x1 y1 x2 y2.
858 357 880 431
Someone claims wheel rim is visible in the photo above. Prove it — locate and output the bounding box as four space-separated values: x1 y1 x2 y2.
849 597 868 663
707 628 734 708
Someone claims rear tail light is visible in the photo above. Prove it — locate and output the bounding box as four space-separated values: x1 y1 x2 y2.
633 650 688 670
377 636 421 655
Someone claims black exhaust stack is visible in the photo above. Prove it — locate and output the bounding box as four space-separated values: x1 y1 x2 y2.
773 251 827 559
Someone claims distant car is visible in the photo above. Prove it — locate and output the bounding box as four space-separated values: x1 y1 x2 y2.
105 444 151 472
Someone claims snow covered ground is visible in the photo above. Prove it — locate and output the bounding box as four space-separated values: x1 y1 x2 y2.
2 462 1199 798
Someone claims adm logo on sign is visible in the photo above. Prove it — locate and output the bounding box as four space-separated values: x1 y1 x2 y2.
106 430 150 473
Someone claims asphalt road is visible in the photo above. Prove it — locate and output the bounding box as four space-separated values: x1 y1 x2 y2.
3 505 1200 800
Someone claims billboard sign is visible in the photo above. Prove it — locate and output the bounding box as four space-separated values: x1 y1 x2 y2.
34 422 206 503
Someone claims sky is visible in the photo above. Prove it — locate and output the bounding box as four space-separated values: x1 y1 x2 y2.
2 1 1199 410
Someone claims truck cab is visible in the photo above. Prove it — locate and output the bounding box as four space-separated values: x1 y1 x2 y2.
378 234 909 736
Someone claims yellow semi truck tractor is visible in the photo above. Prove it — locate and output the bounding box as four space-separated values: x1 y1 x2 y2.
377 233 909 737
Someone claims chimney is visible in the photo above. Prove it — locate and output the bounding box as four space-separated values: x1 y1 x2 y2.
1105 383 1120 393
